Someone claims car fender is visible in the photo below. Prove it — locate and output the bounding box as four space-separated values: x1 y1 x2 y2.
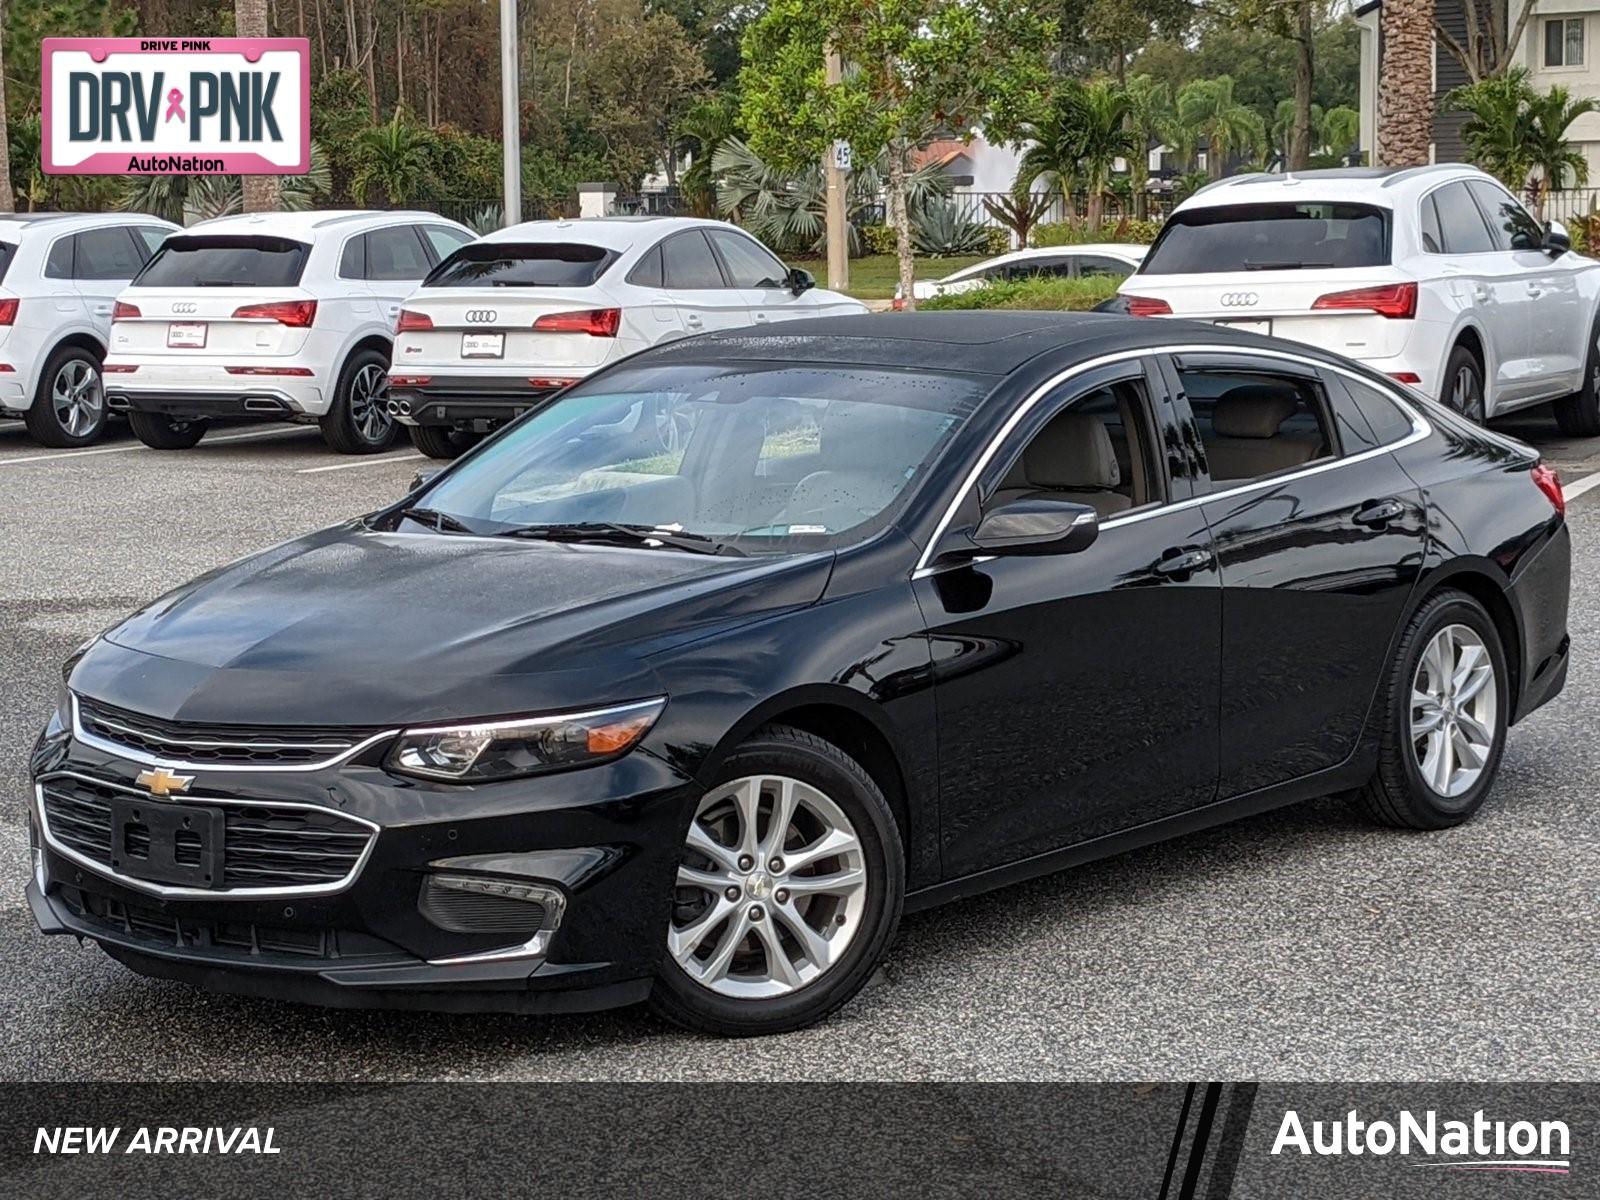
1434 312 1495 397
26 325 107 402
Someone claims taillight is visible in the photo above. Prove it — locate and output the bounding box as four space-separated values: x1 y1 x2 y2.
232 299 317 327
1312 282 1416 319
396 309 433 334
533 307 621 337
1531 462 1565 517
112 301 141 320
0 297 18 325
1125 295 1173 317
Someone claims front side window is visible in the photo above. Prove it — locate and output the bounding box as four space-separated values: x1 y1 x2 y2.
708 231 787 289
661 231 728 290
133 226 169 257
1141 203 1391 273
1467 181 1544 251
364 226 433 280
422 225 474 261
414 362 987 551
1546 17 1585 66
989 378 1164 518
1431 183 1497 254
424 242 617 288
133 235 311 287
1181 367 1335 485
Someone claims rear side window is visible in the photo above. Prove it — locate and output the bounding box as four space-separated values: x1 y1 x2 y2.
74 226 147 280
1342 377 1417 446
629 244 664 288
364 226 433 280
1180 367 1336 485
661 231 728 290
424 242 617 288
0 240 14 283
1419 195 1444 253
45 238 74 279
1431 183 1496 254
1074 255 1135 279
1467 181 1543 251
1142 203 1391 274
133 235 311 287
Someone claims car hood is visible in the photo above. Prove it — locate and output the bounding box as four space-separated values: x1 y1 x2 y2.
72 524 832 727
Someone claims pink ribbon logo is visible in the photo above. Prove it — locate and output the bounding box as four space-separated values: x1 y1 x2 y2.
164 88 185 123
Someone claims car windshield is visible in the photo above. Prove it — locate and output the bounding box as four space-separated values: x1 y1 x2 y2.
411 362 989 552
1140 203 1391 274
132 235 310 287
424 242 618 288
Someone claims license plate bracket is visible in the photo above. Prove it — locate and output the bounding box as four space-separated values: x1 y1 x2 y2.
167 321 208 348
461 332 505 359
1212 317 1272 337
110 796 224 888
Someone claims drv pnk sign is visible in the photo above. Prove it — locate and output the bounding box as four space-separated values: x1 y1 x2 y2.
42 37 309 175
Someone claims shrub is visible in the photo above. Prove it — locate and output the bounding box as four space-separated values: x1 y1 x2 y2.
918 276 1121 312
983 226 1012 255
1034 217 1162 247
912 201 992 256
861 224 898 256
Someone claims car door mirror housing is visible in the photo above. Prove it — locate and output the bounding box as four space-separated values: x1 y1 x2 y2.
970 495 1100 557
785 267 815 296
409 467 442 493
1544 220 1571 256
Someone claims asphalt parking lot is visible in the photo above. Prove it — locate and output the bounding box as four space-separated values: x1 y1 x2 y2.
1 409 1597 1083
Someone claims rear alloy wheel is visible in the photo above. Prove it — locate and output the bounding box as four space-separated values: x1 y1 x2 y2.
128 410 208 450
1358 589 1507 829
319 351 397 454
1554 317 1600 436
650 726 903 1035
409 423 477 460
25 347 106 447
1443 343 1486 423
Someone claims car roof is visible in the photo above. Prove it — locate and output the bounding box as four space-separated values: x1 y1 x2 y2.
1175 164 1495 212
0 212 177 239
481 216 746 251
182 209 461 240
645 312 1337 376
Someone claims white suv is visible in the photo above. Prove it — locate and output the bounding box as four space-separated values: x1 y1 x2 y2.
0 212 177 447
388 216 867 457
1118 165 1600 433
106 210 475 453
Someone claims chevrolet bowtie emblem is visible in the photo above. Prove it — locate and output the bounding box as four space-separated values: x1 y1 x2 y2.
136 767 194 796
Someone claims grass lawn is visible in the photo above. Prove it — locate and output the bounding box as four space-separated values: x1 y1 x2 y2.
834 254 991 300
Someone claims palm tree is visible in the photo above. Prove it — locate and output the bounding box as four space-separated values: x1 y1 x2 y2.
235 0 280 212
1377 0 1435 166
1016 81 1140 225
1073 82 1141 226
1016 86 1089 221
350 111 439 206
1124 75 1173 219
0 6 13 214
1320 106 1361 161
1446 70 1533 188
676 95 740 218
121 143 333 223
1522 86 1598 219
1175 77 1264 180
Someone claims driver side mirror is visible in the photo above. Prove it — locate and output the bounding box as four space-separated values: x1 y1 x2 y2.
785 266 815 296
408 467 442 493
969 495 1100 557
1545 220 1571 256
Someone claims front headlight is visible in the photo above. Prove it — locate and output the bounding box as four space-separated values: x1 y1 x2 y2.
385 697 666 783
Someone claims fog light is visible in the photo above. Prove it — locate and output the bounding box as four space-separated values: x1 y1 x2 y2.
421 873 566 964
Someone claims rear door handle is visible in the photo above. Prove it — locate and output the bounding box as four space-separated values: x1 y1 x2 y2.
1153 546 1213 578
92 303 114 316
1353 498 1405 527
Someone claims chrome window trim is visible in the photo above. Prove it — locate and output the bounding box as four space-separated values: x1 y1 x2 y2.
912 343 1431 577
71 694 399 773
33 770 380 900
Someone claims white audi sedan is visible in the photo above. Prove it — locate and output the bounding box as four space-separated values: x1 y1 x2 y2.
105 210 475 453
387 216 867 457
911 244 1147 300
1118 165 1600 433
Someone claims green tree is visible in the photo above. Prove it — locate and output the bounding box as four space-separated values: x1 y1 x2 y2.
1017 81 1138 226
0 2 11 214
350 110 439 205
236 0 279 211
1450 71 1598 219
1123 74 1173 218
739 0 1056 308
1523 86 1598 217
677 92 743 216
1175 75 1265 177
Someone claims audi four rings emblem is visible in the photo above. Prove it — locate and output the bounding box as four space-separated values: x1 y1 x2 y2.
1219 292 1259 307
171 302 198 313
465 309 498 323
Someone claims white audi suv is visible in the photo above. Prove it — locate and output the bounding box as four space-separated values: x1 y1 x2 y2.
0 212 177 447
105 210 475 453
387 216 867 457
1118 165 1600 432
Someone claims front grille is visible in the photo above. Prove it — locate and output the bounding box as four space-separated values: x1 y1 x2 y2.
39 774 375 893
58 884 401 963
76 697 381 766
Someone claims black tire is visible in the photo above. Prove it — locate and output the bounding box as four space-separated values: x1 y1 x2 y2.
319 349 397 454
409 423 474 460
649 725 904 1036
128 410 208 450
1357 589 1509 830
24 345 107 447
1554 317 1600 436
1441 342 1486 423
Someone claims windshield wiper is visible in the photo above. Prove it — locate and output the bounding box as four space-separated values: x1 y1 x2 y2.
497 521 745 556
1243 260 1334 271
396 506 477 534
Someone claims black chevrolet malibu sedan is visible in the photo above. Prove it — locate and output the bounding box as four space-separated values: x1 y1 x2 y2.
28 314 1570 1035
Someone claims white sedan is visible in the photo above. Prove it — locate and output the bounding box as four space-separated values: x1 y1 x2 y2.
911 244 1148 300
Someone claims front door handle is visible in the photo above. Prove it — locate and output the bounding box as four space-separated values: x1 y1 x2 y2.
1153 546 1213 578
684 313 704 329
1527 284 1544 297
1473 286 1490 303
1353 498 1405 527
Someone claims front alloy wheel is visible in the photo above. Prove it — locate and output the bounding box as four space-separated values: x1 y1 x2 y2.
650 725 903 1035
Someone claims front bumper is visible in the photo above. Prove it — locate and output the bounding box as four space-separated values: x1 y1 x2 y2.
27 714 695 1013
386 375 573 430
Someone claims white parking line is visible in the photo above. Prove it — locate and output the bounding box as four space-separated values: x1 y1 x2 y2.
0 425 315 467
1562 470 1600 504
296 452 423 474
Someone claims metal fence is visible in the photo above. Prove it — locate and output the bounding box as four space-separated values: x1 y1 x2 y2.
1540 189 1600 226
